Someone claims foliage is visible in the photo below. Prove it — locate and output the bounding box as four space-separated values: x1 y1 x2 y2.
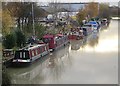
22 24 33 37
76 9 87 25
2 9 14 36
65 24 72 32
35 24 46 39
98 3 110 19
85 2 99 18
3 33 16 49
76 2 99 25
47 28 58 35
4 2 48 31
71 16 77 20
15 29 26 48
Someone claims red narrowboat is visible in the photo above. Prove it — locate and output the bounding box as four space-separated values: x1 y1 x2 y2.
68 27 84 40
43 34 69 51
12 44 49 65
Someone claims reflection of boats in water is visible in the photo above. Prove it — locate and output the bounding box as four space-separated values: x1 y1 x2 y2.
100 20 111 31
9 45 70 84
70 40 84 50
84 31 99 47
70 31 99 50
9 57 46 84
47 45 70 68
87 32 99 47
45 45 71 81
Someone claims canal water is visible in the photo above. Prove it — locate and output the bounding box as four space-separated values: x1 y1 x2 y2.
8 19 118 84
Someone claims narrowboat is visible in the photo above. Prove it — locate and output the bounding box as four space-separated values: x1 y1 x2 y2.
80 26 93 36
9 45 70 84
68 31 84 40
87 21 99 30
12 44 49 65
101 19 108 26
43 34 69 51
68 28 84 40
82 24 94 31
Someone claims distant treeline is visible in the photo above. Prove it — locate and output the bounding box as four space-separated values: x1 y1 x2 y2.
109 6 120 17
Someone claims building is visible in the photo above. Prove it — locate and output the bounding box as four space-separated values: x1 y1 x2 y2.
40 2 99 18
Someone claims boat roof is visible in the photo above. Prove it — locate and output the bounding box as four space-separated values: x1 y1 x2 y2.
56 34 63 37
18 44 46 51
81 26 90 29
88 21 98 25
43 34 54 38
102 19 107 21
83 24 93 27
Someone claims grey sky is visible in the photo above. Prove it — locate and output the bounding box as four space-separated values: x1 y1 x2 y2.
3 0 119 6
38 0 119 6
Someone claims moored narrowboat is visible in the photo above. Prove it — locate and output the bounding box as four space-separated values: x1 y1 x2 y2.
12 44 49 65
68 27 84 40
101 19 108 25
80 26 93 36
43 34 69 51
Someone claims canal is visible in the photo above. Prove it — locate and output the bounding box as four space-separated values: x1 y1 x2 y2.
8 19 118 84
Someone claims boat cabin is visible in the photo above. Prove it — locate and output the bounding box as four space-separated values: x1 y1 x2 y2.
43 34 69 51
12 44 49 63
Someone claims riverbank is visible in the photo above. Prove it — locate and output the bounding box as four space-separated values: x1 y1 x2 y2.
111 17 120 20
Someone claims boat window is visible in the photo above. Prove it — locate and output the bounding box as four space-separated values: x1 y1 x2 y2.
36 49 38 55
32 51 34 56
103 20 107 21
84 25 92 27
14 51 29 59
25 51 29 59
23 52 25 58
20 52 22 58
93 25 97 27
43 38 51 43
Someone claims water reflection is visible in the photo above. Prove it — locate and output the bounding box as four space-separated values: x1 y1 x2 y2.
70 40 84 50
10 60 45 84
100 25 109 32
44 45 71 83
87 32 99 48
79 20 118 53
9 45 71 84
70 31 99 51
8 19 118 84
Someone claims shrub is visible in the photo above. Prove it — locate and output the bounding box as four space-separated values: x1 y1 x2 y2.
15 29 26 48
35 24 46 39
3 33 16 49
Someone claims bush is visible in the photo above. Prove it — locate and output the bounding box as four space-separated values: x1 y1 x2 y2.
98 3 110 19
15 29 26 48
3 33 16 49
76 9 87 26
35 24 46 39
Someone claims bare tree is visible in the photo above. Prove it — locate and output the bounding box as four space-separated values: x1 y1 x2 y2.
48 0 61 29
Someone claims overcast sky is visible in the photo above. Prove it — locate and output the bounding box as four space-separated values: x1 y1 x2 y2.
3 0 119 6
38 0 119 6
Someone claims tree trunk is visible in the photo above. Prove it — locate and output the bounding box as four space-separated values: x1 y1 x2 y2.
17 17 21 29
